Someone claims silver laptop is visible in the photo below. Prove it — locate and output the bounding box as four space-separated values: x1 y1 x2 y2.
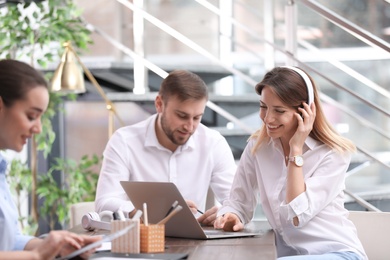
120 181 260 239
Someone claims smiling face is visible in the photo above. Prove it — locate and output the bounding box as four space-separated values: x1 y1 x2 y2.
155 94 207 152
259 85 298 144
0 86 49 152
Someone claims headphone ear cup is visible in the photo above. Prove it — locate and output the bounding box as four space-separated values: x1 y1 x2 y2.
82 212 100 231
99 210 114 222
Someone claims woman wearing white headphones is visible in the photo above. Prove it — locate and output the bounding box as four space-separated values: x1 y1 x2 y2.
0 59 101 260
214 66 367 260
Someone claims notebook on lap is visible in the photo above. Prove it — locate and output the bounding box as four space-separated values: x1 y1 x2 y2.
120 181 260 240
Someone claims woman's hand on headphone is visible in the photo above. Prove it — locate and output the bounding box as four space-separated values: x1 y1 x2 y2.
290 102 316 151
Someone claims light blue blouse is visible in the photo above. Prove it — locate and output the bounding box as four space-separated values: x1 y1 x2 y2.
0 154 33 251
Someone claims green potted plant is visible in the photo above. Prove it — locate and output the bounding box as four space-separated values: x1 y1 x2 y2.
37 155 100 230
0 0 98 234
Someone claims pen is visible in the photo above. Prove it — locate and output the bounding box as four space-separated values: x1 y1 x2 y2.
165 200 178 217
197 209 204 215
143 203 148 226
157 205 183 225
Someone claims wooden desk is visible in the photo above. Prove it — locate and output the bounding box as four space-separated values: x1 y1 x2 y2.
71 220 276 260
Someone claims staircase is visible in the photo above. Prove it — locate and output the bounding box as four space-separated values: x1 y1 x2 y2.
63 0 390 212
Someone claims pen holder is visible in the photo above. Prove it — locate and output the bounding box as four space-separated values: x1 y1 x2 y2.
111 219 140 254
140 224 165 253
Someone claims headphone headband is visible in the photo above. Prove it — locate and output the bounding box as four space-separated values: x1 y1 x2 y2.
282 66 314 105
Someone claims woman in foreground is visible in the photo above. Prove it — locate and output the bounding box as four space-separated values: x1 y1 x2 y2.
0 59 101 260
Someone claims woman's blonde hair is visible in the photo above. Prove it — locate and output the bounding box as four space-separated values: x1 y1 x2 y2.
251 67 356 154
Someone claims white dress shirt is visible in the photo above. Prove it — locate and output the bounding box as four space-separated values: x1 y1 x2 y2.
95 114 236 215
218 136 367 259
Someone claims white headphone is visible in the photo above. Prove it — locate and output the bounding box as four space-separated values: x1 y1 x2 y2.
282 66 314 105
81 210 113 231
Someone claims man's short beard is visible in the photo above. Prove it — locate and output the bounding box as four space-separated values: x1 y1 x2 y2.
160 113 190 145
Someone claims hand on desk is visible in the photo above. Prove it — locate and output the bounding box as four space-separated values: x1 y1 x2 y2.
214 213 244 232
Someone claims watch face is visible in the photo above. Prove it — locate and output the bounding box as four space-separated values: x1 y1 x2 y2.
295 156 304 167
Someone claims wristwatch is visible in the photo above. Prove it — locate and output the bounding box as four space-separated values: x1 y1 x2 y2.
287 155 304 167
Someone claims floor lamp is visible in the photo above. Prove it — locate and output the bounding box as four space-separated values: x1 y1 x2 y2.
51 41 124 138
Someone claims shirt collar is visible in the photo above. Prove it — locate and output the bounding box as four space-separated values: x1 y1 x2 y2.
144 114 161 148
270 135 317 153
304 135 318 151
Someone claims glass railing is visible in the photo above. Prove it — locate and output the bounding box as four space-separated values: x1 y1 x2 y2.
294 0 390 210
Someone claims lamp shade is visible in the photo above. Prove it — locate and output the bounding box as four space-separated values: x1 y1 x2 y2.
50 46 86 94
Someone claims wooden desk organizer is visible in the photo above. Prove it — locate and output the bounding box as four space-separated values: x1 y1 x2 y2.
111 219 140 254
140 224 165 253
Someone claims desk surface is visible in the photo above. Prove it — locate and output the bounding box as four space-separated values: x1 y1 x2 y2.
71 220 276 260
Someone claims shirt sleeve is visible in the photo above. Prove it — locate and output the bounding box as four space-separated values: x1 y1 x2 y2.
0 159 34 251
279 150 351 228
95 131 135 215
209 136 237 205
14 233 34 251
217 141 259 224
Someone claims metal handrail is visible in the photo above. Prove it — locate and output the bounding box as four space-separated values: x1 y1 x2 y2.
116 0 257 88
197 0 390 115
344 190 382 212
355 146 390 171
233 0 263 19
345 161 371 178
85 23 255 135
82 1 389 211
106 0 390 139
284 1 390 175
303 63 390 117
278 51 390 118
219 32 265 62
321 93 390 171
319 93 390 141
194 0 280 58
298 0 390 54
294 0 390 210
299 39 390 100
114 0 390 143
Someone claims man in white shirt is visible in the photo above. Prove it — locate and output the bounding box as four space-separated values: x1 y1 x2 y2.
95 70 236 225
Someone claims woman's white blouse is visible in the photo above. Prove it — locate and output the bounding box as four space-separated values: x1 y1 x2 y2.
218 136 367 259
